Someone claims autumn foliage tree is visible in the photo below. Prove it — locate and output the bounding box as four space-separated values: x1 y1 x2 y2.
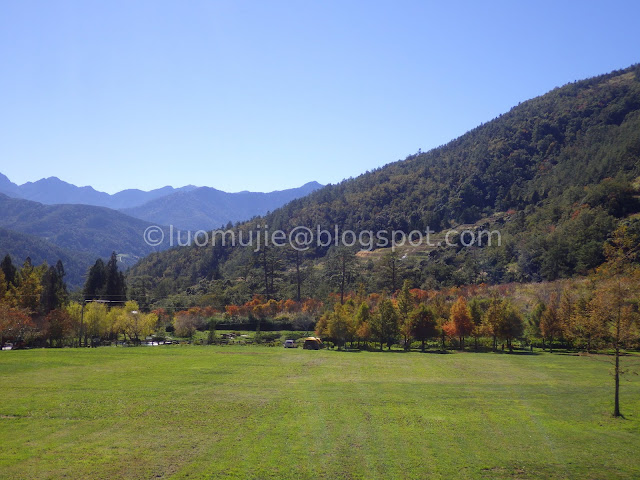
468 297 489 350
0 303 33 347
43 308 73 347
327 303 352 349
496 301 525 351
594 225 640 417
539 295 562 352
371 299 399 351
397 281 415 350
354 302 372 347
409 304 438 352
482 298 505 351
443 296 474 349
115 301 158 344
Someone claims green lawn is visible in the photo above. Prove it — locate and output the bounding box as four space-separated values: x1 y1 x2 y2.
0 347 638 479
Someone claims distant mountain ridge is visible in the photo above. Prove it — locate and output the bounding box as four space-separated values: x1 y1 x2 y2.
120 181 324 231
0 175 323 288
0 173 197 209
0 173 323 231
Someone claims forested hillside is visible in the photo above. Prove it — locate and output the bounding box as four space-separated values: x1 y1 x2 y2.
0 194 170 270
0 228 94 288
129 65 640 308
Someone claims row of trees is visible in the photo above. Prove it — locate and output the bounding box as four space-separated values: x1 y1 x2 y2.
0 251 135 348
0 254 69 348
314 281 526 352
1 296 158 349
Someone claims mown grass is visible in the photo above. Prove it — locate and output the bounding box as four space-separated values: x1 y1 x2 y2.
0 346 638 479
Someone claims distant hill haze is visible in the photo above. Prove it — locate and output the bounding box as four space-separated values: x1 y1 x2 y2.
0 173 323 231
0 173 197 209
0 193 169 258
0 177 322 287
120 182 323 231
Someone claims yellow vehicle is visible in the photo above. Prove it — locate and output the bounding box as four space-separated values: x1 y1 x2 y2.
302 337 323 350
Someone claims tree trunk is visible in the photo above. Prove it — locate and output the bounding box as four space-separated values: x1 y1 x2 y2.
614 292 622 417
262 248 270 300
614 346 621 417
295 250 301 302
340 258 346 305
421 339 425 353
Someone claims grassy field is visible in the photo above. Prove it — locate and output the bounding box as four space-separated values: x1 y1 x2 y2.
0 347 639 479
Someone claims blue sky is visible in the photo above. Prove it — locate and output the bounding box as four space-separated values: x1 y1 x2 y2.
1 0 639 194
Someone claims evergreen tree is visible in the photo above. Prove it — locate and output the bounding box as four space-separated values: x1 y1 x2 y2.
104 252 126 304
84 259 106 300
1 254 17 287
0 269 7 301
40 262 68 314
325 246 358 304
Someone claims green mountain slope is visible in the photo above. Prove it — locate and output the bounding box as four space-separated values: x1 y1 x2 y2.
129 65 640 303
0 193 170 264
268 67 640 231
0 228 94 289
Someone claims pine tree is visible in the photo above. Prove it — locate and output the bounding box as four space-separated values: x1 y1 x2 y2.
84 259 106 300
104 252 126 304
1 254 17 287
40 262 68 315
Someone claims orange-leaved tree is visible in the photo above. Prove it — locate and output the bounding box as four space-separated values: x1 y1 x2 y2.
443 296 473 349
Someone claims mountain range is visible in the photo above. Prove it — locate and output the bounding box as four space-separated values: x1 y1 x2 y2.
0 176 322 287
3 64 640 296
0 174 322 230
0 173 197 209
120 182 323 231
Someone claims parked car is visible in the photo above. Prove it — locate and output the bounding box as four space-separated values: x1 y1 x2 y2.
303 337 323 350
284 339 296 348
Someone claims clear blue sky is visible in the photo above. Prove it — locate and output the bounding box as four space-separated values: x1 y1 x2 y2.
1 0 639 194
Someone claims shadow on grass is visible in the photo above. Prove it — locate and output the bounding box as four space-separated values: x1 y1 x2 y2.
482 350 541 356
332 348 540 355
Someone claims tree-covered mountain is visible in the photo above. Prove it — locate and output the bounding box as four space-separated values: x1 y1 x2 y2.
128 64 640 307
0 228 94 289
0 193 170 261
268 67 640 232
120 181 323 231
